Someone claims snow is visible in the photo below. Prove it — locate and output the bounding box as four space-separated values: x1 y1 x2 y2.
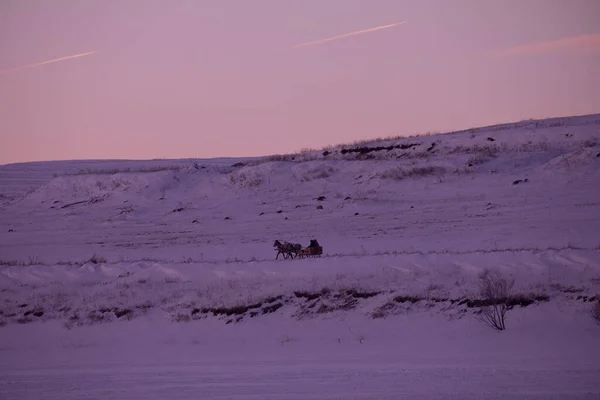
1 114 600 398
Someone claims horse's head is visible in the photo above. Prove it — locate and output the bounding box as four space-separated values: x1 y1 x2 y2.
273 240 282 248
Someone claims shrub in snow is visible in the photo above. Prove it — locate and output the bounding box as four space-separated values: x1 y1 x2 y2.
592 301 600 325
477 270 514 331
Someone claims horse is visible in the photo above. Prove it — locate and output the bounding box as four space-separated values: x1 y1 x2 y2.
273 240 302 260
273 240 293 260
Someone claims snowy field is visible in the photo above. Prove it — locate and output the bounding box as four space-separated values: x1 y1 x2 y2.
1 114 600 399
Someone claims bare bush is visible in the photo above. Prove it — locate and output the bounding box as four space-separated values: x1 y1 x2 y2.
592 301 600 325
477 271 515 331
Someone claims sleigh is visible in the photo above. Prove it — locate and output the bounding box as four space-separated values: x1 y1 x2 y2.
296 245 323 258
274 239 323 260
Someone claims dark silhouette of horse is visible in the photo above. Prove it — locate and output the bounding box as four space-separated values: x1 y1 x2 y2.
273 240 302 260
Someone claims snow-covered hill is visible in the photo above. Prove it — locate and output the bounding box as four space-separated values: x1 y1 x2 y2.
1 114 600 399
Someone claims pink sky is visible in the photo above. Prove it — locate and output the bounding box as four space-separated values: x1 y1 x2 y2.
1 0 599 164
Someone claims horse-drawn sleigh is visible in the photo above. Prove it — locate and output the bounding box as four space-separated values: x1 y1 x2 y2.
273 239 323 260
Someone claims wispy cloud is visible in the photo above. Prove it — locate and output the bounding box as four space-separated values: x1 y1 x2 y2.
0 51 97 75
496 33 600 56
293 21 407 49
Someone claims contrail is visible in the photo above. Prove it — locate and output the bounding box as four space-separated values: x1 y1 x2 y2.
0 51 97 75
293 21 407 48
494 33 600 56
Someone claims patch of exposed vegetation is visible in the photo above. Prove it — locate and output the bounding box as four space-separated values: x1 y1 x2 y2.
294 290 324 301
344 289 381 299
371 291 549 320
576 295 597 302
114 308 133 318
340 143 420 155
394 295 422 303
380 166 446 181
229 171 263 188
293 288 381 320
0 256 44 267
264 295 283 303
263 303 283 314
457 294 549 309
23 309 44 318
64 165 183 176
549 284 585 294
89 254 107 264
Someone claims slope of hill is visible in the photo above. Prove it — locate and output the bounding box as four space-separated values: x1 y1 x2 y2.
1 114 600 399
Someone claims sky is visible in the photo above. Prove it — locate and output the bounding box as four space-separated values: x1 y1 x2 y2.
1 0 599 164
